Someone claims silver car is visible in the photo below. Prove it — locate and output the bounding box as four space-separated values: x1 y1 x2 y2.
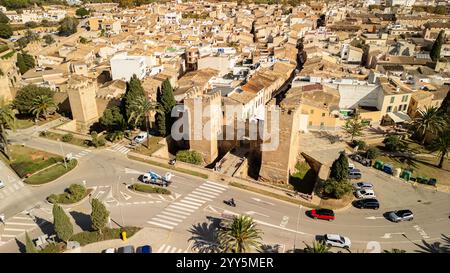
352 182 373 190
387 210 413 222
0 180 4 189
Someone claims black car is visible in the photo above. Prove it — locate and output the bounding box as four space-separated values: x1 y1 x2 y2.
354 198 379 210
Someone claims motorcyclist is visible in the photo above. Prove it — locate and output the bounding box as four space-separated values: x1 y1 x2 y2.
230 198 235 205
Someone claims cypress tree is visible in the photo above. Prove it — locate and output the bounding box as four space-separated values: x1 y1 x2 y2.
90 198 109 235
16 53 28 74
25 232 38 253
52 204 73 243
156 79 176 136
430 30 445 62
123 74 145 126
438 91 450 117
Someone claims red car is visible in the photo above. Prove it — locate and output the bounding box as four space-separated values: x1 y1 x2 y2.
308 209 335 221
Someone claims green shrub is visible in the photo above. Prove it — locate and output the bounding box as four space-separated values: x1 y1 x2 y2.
106 131 124 142
130 183 171 194
383 135 404 152
176 150 203 165
47 183 87 204
39 131 48 137
322 179 352 199
352 140 367 150
366 147 380 159
62 133 73 142
71 227 141 246
90 131 106 147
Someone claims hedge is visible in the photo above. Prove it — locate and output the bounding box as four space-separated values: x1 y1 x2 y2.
176 150 203 165
129 183 171 195
47 184 88 204
70 227 141 246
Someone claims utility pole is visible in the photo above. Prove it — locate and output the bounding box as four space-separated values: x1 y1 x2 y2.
60 142 67 169
293 205 302 252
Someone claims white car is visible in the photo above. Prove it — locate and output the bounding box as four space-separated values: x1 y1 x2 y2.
0 180 4 189
323 234 351 249
352 182 373 191
355 189 376 199
133 132 148 144
348 163 355 170
104 248 115 253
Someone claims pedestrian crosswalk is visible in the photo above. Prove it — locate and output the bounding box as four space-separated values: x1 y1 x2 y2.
0 181 25 201
147 181 228 230
0 211 39 244
107 143 130 155
156 244 188 253
72 149 92 159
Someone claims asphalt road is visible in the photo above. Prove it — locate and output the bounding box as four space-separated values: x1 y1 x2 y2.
1 131 449 253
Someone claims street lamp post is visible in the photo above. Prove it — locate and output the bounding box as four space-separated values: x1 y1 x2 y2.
60 142 67 169
293 205 302 252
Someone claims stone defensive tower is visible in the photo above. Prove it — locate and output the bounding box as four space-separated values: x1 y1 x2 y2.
259 98 302 184
184 90 222 165
67 75 99 133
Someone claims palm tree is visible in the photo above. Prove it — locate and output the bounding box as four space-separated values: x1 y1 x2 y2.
0 101 16 159
218 215 262 253
127 96 161 148
30 95 57 122
412 106 445 145
429 131 450 169
304 240 332 253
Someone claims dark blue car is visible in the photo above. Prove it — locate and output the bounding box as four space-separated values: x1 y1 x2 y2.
140 245 152 253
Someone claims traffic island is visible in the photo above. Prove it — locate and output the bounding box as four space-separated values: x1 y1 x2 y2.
129 183 171 195
39 227 141 253
46 184 93 205
24 159 78 185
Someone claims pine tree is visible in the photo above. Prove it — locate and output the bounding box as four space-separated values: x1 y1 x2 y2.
90 198 109 234
329 152 349 182
430 30 445 62
25 232 37 253
52 204 73 243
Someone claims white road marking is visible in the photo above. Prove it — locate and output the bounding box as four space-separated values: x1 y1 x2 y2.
5 222 35 226
186 194 213 202
3 228 26 232
165 208 191 215
280 216 289 228
205 181 228 188
194 188 220 196
172 202 199 210
161 211 187 219
168 204 195 212
156 214 183 222
245 211 269 218
251 197 275 206
124 168 142 175
146 221 174 230
191 191 217 198
152 218 179 226
179 199 204 206
184 196 207 203
120 191 132 200
198 185 225 193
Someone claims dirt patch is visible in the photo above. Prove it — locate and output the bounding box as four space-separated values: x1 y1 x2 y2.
318 193 354 210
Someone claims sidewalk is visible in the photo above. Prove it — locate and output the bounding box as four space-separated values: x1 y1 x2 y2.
128 152 321 207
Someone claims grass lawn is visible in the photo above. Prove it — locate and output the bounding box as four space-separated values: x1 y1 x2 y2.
14 118 35 129
127 155 209 179
132 136 164 156
289 162 317 194
375 155 450 186
9 145 63 178
40 131 90 148
129 183 171 194
24 159 78 185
